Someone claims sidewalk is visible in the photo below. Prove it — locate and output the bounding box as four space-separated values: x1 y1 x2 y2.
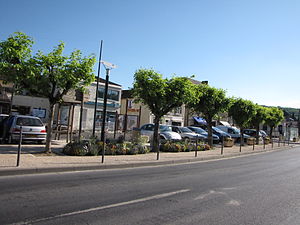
0 140 296 176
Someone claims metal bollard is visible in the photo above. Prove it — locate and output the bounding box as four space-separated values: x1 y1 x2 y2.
195 137 198 157
221 136 224 155
16 126 22 167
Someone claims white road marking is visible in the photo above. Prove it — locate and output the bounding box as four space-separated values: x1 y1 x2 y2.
227 200 241 206
194 190 226 200
14 189 190 225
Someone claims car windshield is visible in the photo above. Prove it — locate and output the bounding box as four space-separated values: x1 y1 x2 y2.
16 117 43 126
232 127 241 134
260 130 267 136
212 127 224 133
190 127 206 134
159 125 172 132
179 127 193 133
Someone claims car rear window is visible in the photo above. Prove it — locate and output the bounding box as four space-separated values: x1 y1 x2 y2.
16 118 43 126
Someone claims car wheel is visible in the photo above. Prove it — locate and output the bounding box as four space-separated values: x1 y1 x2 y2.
184 137 190 142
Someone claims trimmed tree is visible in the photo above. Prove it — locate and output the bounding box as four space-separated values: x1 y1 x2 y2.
132 69 194 160
228 98 256 147
264 107 284 141
187 84 230 147
0 32 96 153
249 105 268 144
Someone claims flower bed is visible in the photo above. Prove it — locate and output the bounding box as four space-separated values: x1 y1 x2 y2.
63 138 150 156
160 141 210 152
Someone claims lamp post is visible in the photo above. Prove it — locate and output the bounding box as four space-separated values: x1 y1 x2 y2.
92 40 103 137
100 60 117 163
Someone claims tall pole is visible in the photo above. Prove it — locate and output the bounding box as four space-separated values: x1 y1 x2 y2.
92 40 103 137
101 68 110 163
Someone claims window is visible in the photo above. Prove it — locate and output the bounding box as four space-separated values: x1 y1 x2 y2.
144 124 154 131
97 88 120 101
16 117 43 126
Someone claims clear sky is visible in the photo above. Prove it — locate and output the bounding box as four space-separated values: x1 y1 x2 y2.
1 0 300 108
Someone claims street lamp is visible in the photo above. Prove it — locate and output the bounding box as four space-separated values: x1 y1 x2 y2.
92 40 103 137
100 60 117 163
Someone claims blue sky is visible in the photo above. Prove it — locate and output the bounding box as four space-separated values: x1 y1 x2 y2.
1 0 300 108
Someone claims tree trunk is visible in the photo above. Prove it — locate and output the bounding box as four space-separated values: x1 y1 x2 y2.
255 125 260 145
152 116 160 160
240 127 244 146
45 104 55 154
207 120 213 147
270 126 273 143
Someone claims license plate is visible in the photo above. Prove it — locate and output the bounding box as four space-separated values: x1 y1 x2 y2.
26 134 37 138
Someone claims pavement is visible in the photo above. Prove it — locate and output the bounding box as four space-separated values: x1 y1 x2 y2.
0 139 297 176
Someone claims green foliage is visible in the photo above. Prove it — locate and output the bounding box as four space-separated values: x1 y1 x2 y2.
188 84 230 146
264 107 284 128
188 84 229 121
63 139 150 156
0 32 96 105
0 32 34 88
132 69 194 118
132 69 195 154
160 141 210 152
249 105 268 128
62 139 99 156
0 32 96 153
229 98 257 128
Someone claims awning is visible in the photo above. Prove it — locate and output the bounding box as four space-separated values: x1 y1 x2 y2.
193 117 207 125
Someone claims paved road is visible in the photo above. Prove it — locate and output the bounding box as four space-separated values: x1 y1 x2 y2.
1 147 300 225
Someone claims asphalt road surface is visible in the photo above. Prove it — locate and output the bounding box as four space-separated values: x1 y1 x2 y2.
1 147 300 225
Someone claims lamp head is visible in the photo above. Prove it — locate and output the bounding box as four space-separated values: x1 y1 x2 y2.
101 60 117 70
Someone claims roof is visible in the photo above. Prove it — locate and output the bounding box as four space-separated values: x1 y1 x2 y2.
187 78 208 85
121 90 133 99
94 77 121 87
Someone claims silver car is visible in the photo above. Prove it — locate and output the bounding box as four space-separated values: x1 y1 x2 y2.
2 115 47 144
170 126 204 141
140 124 182 141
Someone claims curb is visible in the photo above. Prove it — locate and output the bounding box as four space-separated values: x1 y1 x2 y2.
0 145 295 177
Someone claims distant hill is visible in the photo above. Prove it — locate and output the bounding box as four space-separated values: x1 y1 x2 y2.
260 105 299 120
279 107 300 120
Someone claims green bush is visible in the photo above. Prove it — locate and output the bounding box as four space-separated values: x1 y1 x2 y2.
160 141 210 152
63 139 150 156
63 140 99 156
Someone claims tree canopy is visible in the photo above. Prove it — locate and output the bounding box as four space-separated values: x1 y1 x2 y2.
250 104 268 143
132 69 194 158
0 32 96 152
187 84 230 146
229 98 257 145
265 107 284 139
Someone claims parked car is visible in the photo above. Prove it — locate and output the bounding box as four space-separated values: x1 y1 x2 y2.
140 123 182 141
0 115 47 144
187 126 219 143
211 126 232 140
169 126 204 141
259 130 269 138
216 125 250 142
243 129 264 142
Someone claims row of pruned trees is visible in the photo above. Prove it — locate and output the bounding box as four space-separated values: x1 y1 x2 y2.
0 32 96 153
132 69 284 158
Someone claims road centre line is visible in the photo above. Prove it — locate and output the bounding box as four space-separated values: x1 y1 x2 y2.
15 189 190 225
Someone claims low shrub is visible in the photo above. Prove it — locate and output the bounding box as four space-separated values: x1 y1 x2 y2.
63 139 99 156
160 141 210 152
